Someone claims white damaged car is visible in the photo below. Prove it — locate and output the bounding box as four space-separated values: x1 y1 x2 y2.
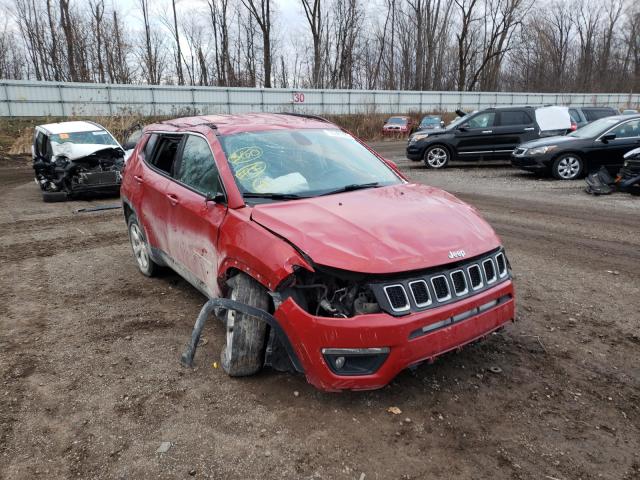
32 121 129 202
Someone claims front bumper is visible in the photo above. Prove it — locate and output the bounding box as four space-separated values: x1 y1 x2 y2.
511 154 551 172
406 143 425 160
274 280 515 391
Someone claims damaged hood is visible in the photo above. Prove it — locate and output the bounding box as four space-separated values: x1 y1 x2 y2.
51 142 124 161
250 183 501 274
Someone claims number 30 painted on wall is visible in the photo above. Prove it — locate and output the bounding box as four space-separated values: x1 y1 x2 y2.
292 92 305 103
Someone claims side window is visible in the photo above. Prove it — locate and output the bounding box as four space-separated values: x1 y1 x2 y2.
584 109 612 122
150 135 182 175
35 132 46 157
499 110 532 126
608 119 640 139
569 109 580 123
143 134 158 159
467 112 496 129
174 135 222 197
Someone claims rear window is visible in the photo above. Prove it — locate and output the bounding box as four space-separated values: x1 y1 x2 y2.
499 110 532 126
569 109 581 123
387 117 407 125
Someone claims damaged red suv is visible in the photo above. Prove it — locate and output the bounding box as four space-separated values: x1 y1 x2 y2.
121 113 515 391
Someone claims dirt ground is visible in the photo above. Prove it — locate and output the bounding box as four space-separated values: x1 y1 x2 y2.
1 141 639 480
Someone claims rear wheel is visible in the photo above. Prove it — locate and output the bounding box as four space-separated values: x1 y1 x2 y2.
552 154 584 180
127 215 158 277
423 145 450 169
221 273 269 377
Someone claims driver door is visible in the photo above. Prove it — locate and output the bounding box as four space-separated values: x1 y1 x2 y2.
453 111 497 159
590 119 640 169
166 134 227 298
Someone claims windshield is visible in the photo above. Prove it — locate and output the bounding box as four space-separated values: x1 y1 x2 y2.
420 117 441 126
447 115 470 129
568 117 620 138
50 130 119 146
386 117 407 125
218 129 402 197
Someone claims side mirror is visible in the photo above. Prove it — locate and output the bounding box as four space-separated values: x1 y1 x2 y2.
601 133 616 143
205 192 225 203
123 129 143 150
440 121 445 128
458 123 470 132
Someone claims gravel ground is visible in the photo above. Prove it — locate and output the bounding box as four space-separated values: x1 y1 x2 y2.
1 142 639 480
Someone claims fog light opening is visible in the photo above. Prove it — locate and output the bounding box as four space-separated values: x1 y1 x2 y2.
322 347 390 376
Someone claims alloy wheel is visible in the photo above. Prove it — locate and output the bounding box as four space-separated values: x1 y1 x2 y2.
556 156 582 179
129 223 149 271
426 147 448 168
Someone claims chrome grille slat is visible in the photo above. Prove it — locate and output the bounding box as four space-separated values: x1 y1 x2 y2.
409 280 431 307
383 284 410 312
468 264 483 290
431 275 451 301
450 270 468 295
483 259 497 283
495 253 507 277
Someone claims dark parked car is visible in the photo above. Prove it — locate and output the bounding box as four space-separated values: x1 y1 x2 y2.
512 114 640 180
569 106 619 129
406 106 571 169
417 115 445 131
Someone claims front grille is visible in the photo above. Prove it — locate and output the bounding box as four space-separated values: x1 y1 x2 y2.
373 249 511 316
468 265 483 289
451 270 468 295
483 259 496 283
409 280 431 307
431 276 451 301
383 285 410 312
496 253 507 277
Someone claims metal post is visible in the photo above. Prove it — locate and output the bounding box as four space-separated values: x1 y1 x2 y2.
149 87 156 116
2 83 12 117
321 90 325 115
57 83 65 117
348 91 352 115
106 84 113 116
226 88 231 114
191 87 197 114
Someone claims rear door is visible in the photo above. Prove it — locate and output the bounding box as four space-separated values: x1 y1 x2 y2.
453 111 497 159
165 134 227 298
491 109 537 159
590 118 640 169
138 134 183 254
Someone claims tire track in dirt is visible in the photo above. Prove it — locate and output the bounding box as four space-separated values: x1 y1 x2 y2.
1 211 122 235
0 230 127 263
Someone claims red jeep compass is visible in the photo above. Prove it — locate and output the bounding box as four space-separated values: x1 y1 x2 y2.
121 113 515 391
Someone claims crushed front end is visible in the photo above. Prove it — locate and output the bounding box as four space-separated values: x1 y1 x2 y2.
273 248 515 391
34 147 125 197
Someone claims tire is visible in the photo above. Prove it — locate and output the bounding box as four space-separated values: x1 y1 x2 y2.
423 145 450 169
42 191 68 203
552 154 584 180
221 273 269 377
127 215 158 277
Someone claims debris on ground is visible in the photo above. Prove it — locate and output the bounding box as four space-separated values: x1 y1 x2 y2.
156 442 172 454
387 406 402 415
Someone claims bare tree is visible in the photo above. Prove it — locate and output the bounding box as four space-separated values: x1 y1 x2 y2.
240 0 274 87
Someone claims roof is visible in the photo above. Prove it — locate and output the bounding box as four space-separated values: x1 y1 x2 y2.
153 113 335 135
38 121 104 135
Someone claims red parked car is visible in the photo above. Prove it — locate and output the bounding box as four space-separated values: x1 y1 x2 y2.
382 116 415 136
121 113 515 391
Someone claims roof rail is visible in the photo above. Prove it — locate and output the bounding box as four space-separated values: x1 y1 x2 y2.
273 112 330 123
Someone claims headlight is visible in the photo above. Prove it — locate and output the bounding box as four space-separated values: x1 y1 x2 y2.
528 145 557 155
409 133 429 143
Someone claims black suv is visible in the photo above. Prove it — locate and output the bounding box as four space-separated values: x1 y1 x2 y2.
406 106 570 169
569 107 619 129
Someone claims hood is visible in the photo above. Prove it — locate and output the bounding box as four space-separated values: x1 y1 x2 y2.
414 127 447 135
520 135 579 149
51 142 124 161
250 183 501 274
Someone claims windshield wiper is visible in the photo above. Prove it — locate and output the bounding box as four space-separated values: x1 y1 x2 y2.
319 182 381 196
242 192 306 200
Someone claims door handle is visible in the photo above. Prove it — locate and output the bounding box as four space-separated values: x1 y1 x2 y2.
524 127 535 131
482 130 493 134
133 175 144 184
166 193 179 206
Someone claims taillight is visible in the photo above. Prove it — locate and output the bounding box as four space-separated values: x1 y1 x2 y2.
570 121 578 131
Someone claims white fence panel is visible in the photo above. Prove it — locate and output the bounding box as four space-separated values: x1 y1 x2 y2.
0 79 638 117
